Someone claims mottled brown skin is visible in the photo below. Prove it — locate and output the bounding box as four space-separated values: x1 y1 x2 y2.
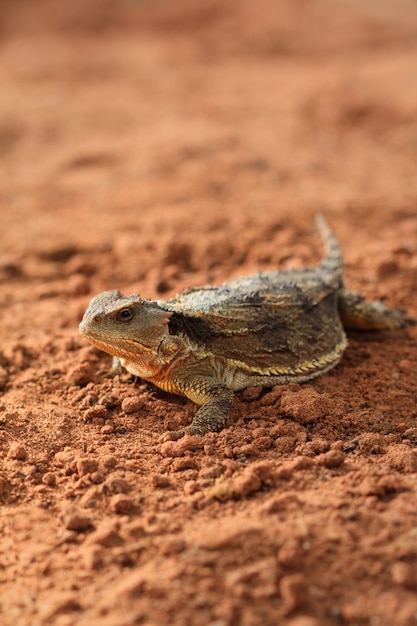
79 218 415 440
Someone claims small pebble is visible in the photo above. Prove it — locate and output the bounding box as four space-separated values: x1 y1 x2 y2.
110 494 135 514
42 472 57 486
184 480 199 495
150 473 171 488
121 396 146 413
83 405 108 421
277 538 303 569
66 362 95 386
281 387 332 425
76 457 99 476
101 424 114 435
90 471 104 484
8 442 27 461
316 450 345 468
87 522 123 548
104 475 131 494
64 512 93 533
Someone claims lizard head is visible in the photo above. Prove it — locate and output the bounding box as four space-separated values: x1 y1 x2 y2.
79 290 173 364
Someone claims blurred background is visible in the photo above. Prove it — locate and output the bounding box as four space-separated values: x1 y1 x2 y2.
0 0 416 294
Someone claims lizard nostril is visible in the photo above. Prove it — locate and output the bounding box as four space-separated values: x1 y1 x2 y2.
93 315 101 323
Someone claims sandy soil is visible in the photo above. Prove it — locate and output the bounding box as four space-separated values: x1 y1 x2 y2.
1 1 417 624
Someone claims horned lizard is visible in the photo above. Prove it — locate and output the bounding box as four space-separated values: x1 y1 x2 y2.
79 217 414 441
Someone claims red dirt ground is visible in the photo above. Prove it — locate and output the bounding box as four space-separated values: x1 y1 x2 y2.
1 1 417 625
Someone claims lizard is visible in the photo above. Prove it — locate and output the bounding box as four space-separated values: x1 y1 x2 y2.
79 217 415 441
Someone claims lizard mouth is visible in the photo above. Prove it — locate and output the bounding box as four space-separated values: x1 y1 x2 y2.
79 323 157 358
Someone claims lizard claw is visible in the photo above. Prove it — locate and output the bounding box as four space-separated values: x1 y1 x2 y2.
159 429 187 442
159 424 207 441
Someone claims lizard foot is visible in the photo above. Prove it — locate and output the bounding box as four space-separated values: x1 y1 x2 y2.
159 425 206 442
159 384 235 441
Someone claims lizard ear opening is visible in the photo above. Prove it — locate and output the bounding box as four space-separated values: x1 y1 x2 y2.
135 304 173 337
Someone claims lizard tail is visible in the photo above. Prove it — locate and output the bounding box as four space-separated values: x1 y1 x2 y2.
315 214 344 289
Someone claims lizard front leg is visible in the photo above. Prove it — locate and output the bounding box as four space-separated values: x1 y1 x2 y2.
160 379 235 441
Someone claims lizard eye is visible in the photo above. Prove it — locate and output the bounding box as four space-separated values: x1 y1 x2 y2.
116 307 134 323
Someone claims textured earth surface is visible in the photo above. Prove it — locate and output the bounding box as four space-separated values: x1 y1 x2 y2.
1 1 417 625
